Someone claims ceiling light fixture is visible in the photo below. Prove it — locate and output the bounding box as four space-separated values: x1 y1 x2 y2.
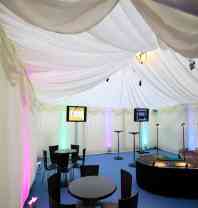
136 51 148 64
189 59 196 70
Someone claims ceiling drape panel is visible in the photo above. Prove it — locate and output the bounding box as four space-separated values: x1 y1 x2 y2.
0 2 198 108
0 3 133 104
152 0 198 16
0 0 118 33
131 0 198 58
66 49 198 109
89 0 158 52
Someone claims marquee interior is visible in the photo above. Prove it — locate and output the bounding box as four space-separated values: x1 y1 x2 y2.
0 1 198 208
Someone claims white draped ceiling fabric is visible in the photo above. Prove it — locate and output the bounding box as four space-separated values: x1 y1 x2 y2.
131 0 198 58
66 49 198 109
0 0 198 108
153 0 198 17
1 0 198 58
0 0 119 33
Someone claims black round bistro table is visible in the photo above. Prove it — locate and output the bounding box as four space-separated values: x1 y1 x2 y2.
55 149 77 154
68 176 117 207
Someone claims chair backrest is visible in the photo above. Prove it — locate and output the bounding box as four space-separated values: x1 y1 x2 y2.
71 151 78 164
119 192 139 208
55 153 69 172
80 165 99 177
48 173 61 208
82 148 86 165
43 150 48 170
49 145 59 164
121 169 132 199
71 144 80 154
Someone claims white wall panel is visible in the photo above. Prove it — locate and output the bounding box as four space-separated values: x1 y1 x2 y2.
36 104 198 157
157 105 187 153
85 110 105 154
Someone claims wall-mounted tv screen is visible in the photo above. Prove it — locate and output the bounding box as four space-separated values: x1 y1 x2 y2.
66 106 87 122
134 108 149 122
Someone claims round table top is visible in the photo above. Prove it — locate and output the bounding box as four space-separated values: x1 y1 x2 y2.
128 131 139 135
68 176 117 201
55 149 77 154
113 130 124 133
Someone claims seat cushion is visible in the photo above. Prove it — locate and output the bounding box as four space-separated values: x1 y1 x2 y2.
102 202 118 208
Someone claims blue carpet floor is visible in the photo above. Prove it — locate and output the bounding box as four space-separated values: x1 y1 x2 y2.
25 151 198 208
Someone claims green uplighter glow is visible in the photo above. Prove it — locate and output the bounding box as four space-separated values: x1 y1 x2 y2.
58 111 69 149
141 122 149 148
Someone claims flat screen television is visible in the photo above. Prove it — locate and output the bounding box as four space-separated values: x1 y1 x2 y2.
66 106 87 122
134 108 149 122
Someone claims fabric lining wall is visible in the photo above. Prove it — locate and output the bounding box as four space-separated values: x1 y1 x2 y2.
0 64 37 208
37 105 198 157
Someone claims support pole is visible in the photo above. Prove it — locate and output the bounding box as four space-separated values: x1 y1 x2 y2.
113 130 124 160
74 122 78 145
128 132 139 167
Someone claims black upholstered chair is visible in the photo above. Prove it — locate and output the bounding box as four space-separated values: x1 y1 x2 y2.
121 169 132 199
55 152 73 186
47 173 76 208
80 165 99 177
71 144 80 155
102 193 139 208
71 151 79 163
119 192 139 208
70 152 79 179
42 150 57 183
79 148 86 166
72 148 87 169
49 145 59 164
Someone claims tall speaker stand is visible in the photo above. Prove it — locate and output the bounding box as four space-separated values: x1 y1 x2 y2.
128 132 139 167
156 123 160 157
113 130 124 160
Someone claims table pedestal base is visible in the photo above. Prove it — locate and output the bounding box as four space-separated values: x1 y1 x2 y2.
114 156 123 160
79 200 101 208
128 162 136 167
136 150 149 154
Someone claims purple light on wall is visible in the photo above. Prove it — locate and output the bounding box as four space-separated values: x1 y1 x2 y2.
105 108 113 151
20 95 32 208
187 105 197 150
28 197 38 208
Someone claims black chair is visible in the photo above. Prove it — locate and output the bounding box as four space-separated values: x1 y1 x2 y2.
49 145 59 164
121 169 132 199
48 173 76 208
42 150 57 183
71 144 80 154
102 193 139 208
71 144 80 160
80 165 99 177
55 153 73 186
78 148 86 166
72 148 86 168
71 151 79 167
68 151 78 178
119 192 139 208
